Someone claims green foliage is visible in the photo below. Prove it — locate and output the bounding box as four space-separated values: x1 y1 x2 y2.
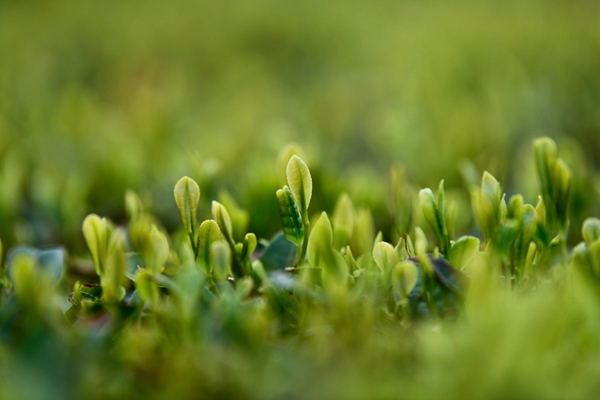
0 136 599 398
1 1 600 394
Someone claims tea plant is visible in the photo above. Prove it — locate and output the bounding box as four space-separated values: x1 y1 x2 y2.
1 137 600 399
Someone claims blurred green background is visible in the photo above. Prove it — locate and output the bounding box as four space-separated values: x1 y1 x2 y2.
1 0 600 249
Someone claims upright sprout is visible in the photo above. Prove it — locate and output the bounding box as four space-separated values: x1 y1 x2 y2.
174 176 201 257
533 137 572 266
277 155 313 267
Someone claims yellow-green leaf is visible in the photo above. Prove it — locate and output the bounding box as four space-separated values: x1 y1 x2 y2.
197 219 222 272
211 240 231 282
373 241 398 275
148 225 169 273
82 214 110 277
448 236 480 270
392 261 418 297
135 270 160 307
286 155 312 212
332 193 354 250
307 212 334 268
174 176 200 236
212 201 234 243
583 218 600 246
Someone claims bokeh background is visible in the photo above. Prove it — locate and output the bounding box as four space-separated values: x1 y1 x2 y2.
1 0 600 250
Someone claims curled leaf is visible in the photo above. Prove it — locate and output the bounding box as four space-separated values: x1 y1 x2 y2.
448 236 480 270
276 185 305 247
212 201 234 243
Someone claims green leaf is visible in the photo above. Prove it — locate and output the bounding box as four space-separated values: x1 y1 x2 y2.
448 236 480 270
496 219 520 254
241 233 257 262
344 246 360 274
218 189 250 241
174 176 201 237
7 246 65 285
507 194 524 223
395 237 409 262
197 220 222 273
147 225 169 273
392 261 418 297
307 212 334 269
350 208 375 257
373 241 398 275
419 184 449 253
553 158 571 229
306 223 347 285
212 201 234 243
135 270 160 307
332 193 354 250
481 171 502 219
583 218 600 246
104 229 127 302
211 241 231 282
534 137 557 212
259 231 297 271
276 186 305 247
125 189 144 222
82 214 112 277
286 155 312 213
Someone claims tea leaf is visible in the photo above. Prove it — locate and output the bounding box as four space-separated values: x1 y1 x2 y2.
286 155 312 213
82 214 111 277
276 185 305 247
197 219 222 273
211 241 231 282
174 176 201 237
332 193 354 250
392 261 418 297
307 212 334 268
259 232 297 271
212 201 234 243
148 225 169 273
448 236 480 270
373 241 398 275
583 218 600 246
135 270 160 307
241 233 257 262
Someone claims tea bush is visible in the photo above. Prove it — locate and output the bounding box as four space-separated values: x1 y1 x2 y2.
1 137 600 399
3 1 600 398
